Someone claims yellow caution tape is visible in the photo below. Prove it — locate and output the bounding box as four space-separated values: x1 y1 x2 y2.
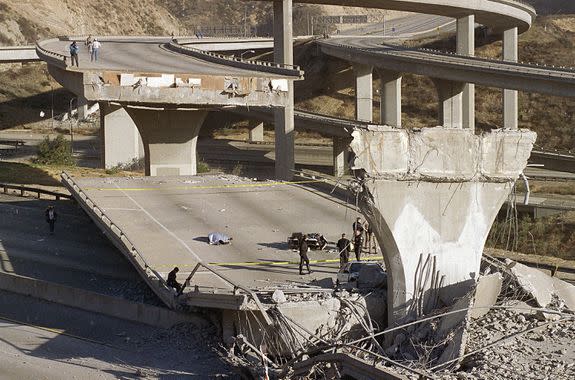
88 179 326 192
155 255 384 270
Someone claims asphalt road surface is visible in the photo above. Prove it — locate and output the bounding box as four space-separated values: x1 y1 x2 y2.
41 38 289 78
70 175 369 290
0 290 229 379
0 193 160 303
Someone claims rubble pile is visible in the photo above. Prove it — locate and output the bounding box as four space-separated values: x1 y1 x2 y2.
226 257 575 379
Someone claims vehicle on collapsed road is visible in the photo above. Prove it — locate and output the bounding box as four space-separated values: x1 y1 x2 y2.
337 261 387 289
288 232 328 250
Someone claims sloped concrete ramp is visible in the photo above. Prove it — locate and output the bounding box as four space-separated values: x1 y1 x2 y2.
62 173 358 308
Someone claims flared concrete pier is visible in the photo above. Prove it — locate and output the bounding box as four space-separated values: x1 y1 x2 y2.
349 127 536 324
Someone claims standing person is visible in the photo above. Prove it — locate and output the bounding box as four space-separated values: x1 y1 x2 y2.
353 229 363 261
45 205 57 235
336 233 351 268
298 234 311 275
91 38 101 62
69 41 79 67
167 267 183 295
85 35 93 59
364 221 375 254
352 217 365 261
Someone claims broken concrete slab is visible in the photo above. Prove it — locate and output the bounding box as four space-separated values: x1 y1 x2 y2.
272 289 287 304
471 273 503 320
507 260 575 312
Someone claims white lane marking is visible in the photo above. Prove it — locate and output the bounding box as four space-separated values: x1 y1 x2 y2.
114 183 202 262
104 208 143 211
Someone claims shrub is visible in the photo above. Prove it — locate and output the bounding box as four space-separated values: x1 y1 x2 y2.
197 160 210 173
34 135 75 166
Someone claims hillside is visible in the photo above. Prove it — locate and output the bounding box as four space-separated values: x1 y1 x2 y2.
0 0 392 45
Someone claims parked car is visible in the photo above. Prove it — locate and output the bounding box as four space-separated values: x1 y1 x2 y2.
287 232 328 250
337 262 387 289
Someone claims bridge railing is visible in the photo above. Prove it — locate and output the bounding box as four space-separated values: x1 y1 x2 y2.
60 171 273 317
35 38 68 67
60 171 177 307
0 182 71 200
322 40 575 79
168 39 304 79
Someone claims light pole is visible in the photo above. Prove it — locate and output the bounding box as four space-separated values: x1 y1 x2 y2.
240 50 255 60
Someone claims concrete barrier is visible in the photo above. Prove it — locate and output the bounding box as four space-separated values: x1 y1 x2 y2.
0 271 205 329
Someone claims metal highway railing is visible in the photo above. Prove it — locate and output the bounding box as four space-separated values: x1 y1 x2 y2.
35 39 68 67
168 39 304 78
60 171 272 319
60 172 175 307
321 40 575 80
0 183 71 201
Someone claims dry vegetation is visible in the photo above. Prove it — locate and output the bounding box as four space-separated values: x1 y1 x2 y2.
487 211 575 261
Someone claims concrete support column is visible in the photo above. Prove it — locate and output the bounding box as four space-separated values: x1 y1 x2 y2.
333 137 351 177
248 120 264 142
433 79 466 128
273 0 295 180
126 108 208 176
99 103 144 169
503 27 519 130
354 64 373 122
349 128 536 325
77 96 88 120
457 15 475 130
377 69 402 127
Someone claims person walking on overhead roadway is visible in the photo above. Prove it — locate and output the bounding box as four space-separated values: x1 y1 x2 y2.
69 41 79 67
167 267 183 295
91 39 101 62
337 233 351 268
45 205 57 235
299 234 311 275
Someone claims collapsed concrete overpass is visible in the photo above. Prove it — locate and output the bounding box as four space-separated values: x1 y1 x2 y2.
34 0 568 329
36 36 302 176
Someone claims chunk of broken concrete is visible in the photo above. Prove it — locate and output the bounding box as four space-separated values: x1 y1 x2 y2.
506 260 575 312
471 273 503 320
272 289 287 304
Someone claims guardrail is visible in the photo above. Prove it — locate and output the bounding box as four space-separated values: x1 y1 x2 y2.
61 171 272 319
320 40 575 80
60 171 175 307
167 39 304 79
35 39 68 68
1 183 71 200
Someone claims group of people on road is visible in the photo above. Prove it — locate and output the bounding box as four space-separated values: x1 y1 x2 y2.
336 217 376 267
68 35 102 67
295 216 379 276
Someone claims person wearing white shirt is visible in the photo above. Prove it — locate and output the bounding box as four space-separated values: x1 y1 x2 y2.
91 39 102 61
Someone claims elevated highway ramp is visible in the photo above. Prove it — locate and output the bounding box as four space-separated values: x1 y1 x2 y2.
62 173 358 310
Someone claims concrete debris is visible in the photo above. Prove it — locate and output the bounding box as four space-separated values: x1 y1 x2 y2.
470 273 503 320
271 289 287 304
507 259 575 312
229 258 574 380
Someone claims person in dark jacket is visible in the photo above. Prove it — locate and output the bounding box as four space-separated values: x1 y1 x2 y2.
167 267 183 295
337 233 351 267
352 217 365 261
299 235 311 275
45 205 57 235
69 41 79 67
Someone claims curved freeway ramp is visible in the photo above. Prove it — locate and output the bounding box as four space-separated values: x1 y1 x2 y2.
253 0 535 32
319 38 575 97
36 37 303 108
